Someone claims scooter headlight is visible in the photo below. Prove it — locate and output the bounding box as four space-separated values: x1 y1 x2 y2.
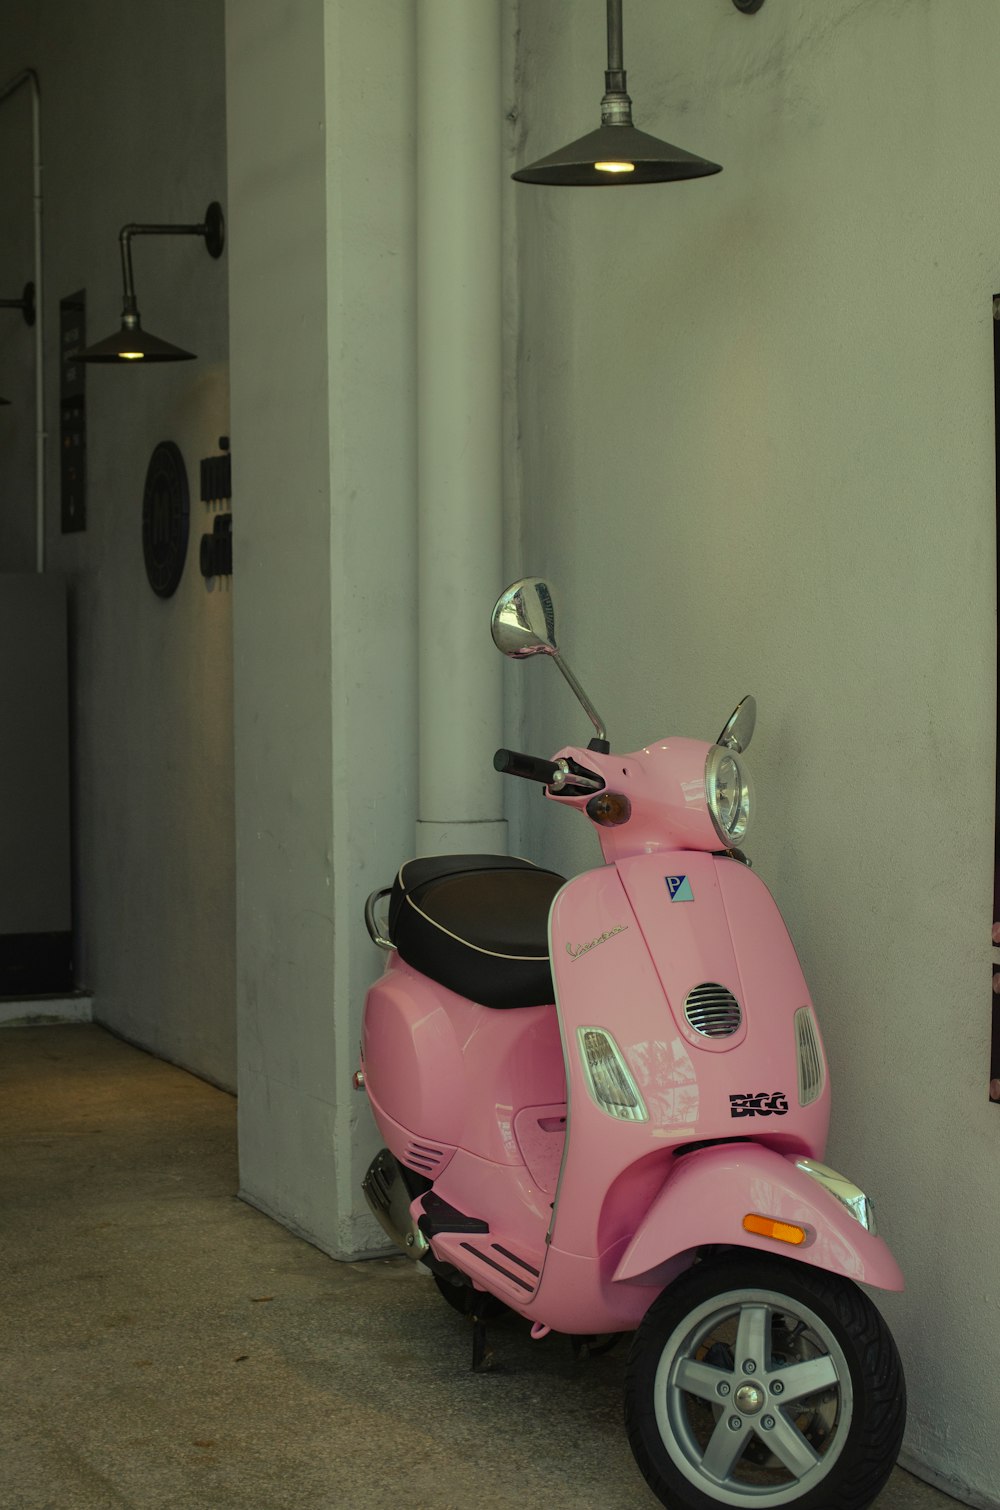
705 745 753 847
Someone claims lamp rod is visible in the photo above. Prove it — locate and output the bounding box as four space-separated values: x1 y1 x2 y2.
602 0 631 124
118 219 212 313
0 65 37 105
607 0 624 77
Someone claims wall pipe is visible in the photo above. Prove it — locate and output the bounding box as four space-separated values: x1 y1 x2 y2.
0 68 44 573
415 2 507 858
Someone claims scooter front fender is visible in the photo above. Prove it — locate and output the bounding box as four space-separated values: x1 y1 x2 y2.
613 1142 904 1292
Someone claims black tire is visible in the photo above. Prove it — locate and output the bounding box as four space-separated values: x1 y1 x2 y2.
625 1253 905 1510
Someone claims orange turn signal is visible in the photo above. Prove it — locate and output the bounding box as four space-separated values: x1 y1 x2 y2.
743 1213 807 1246
586 792 632 827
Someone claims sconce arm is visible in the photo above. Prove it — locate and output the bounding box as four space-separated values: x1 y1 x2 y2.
117 202 225 314
0 282 35 325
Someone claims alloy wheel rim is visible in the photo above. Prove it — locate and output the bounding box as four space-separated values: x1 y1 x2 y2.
653 1285 854 1507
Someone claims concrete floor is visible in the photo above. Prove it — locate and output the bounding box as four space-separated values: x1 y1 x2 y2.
0 1024 961 1510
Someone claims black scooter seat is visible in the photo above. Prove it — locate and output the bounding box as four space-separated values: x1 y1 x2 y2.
388 854 566 1010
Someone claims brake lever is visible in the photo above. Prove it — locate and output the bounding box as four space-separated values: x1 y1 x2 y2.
548 758 603 794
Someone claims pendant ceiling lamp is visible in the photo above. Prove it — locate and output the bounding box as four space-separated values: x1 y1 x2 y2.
76 201 224 363
512 0 722 187
0 281 35 403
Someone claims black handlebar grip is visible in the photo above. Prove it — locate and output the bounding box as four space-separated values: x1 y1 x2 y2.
493 748 561 785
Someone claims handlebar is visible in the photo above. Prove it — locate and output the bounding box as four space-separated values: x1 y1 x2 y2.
493 748 562 785
493 748 604 794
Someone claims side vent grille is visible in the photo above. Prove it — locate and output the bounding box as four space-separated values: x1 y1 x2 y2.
795 1007 825 1105
363 1153 393 1218
684 983 742 1038
403 1140 448 1176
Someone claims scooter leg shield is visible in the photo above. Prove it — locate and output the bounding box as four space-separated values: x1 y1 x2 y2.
612 1142 904 1292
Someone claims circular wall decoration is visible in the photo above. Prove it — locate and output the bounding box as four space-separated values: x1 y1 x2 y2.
142 440 189 597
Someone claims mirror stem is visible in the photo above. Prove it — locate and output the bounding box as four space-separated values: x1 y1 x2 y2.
552 653 608 744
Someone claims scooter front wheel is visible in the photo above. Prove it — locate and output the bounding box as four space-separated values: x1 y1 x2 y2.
624 1253 904 1510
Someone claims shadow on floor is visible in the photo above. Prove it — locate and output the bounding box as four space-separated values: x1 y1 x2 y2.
0 1024 959 1510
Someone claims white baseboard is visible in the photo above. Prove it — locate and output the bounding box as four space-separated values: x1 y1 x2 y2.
0 994 93 1026
898 1449 999 1510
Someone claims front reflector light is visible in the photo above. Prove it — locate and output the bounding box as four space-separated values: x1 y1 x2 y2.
743 1213 807 1246
578 1027 648 1122
795 1158 877 1234
795 1006 825 1105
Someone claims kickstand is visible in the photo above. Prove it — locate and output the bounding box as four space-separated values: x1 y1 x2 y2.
471 1313 499 1373
570 1332 623 1362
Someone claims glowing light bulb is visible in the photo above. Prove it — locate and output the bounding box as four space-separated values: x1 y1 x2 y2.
118 351 145 360
594 161 635 174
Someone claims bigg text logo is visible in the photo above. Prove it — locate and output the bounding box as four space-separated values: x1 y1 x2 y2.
729 1091 789 1118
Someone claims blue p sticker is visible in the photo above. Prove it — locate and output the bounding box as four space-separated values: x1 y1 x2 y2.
666 875 694 903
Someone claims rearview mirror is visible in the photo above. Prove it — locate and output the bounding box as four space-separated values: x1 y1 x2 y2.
491 577 559 659
491 577 608 748
717 695 757 754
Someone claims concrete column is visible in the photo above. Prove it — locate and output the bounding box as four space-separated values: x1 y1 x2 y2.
416 0 507 858
227 0 419 1259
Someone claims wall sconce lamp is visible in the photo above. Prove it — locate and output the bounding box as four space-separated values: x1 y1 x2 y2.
0 281 36 327
76 201 224 363
0 280 35 403
512 0 722 186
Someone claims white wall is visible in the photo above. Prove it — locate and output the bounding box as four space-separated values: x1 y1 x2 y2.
508 0 997 1503
0 0 235 1089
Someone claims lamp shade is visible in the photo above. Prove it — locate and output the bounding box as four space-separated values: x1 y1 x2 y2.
76 317 195 363
512 122 721 186
511 0 721 188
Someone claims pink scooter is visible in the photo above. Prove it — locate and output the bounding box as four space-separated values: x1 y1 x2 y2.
359 577 905 1510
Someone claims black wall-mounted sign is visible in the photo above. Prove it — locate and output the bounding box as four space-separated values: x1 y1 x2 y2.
200 512 232 578
60 291 86 533
200 444 231 505
198 437 233 581
142 440 189 598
